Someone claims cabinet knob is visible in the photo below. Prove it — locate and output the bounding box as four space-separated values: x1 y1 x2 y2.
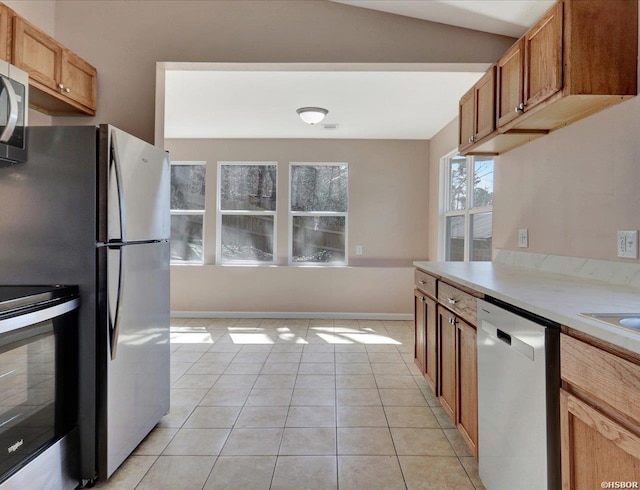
419 296 425 302
447 298 457 305
418 280 426 285
515 102 526 113
448 317 457 325
65 87 71 93
58 83 64 90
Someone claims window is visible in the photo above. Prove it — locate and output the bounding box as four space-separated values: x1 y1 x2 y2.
170 161 206 263
289 163 348 265
217 162 277 264
442 153 494 261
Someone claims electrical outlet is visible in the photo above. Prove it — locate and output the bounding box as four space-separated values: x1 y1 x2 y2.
355 245 363 256
617 230 639 259
518 229 529 248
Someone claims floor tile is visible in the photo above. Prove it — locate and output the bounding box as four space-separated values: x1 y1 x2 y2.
185 362 229 375
270 344 304 353
170 363 192 378
384 406 439 428
172 374 219 390
279 428 336 455
338 455 405 490
171 351 205 363
286 406 336 427
260 362 299 374
337 428 395 455
303 344 335 353
223 362 264 374
335 352 369 363
235 406 289 428
157 405 194 428
443 428 473 457
337 405 387 427
371 363 411 375
459 456 486 489
94 455 157 489
170 388 208 407
335 363 372 375
199 388 251 406
199 352 238 363
368 352 405 364
301 352 334 363
336 388 381 406
246 388 293 406
379 389 428 406
163 428 230 455
431 406 456 428
183 406 241 428
374 375 418 390
390 428 455 456
267 352 302 363
213 374 257 389
207 345 242 354
295 374 335 389
203 456 277 490
271 456 337 490
221 428 283 455
253 374 296 389
399 456 475 489
298 362 335 375
135 455 215 490
133 428 177 455
291 388 336 406
336 375 377 389
334 344 367 353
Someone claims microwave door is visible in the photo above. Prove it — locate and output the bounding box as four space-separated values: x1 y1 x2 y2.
0 76 18 143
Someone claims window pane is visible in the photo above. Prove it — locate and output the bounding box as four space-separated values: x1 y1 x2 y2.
446 215 465 262
292 216 345 263
291 165 348 212
221 215 274 262
448 156 467 211
220 165 277 211
470 212 493 262
171 215 203 262
171 165 206 210
473 157 494 208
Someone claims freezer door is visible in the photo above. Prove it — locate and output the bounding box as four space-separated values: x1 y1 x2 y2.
102 125 170 243
99 241 170 479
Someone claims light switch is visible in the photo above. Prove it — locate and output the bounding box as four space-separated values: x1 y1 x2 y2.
518 229 528 248
355 245 363 256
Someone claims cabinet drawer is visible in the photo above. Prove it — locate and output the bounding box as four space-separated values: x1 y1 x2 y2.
415 269 437 297
561 333 640 425
438 281 478 325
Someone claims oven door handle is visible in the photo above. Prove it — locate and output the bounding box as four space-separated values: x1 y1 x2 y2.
0 298 80 335
108 246 125 360
0 76 19 143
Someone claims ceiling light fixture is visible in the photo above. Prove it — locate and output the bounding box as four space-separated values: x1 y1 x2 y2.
296 107 328 125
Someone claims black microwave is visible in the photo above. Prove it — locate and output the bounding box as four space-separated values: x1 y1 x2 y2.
0 61 28 165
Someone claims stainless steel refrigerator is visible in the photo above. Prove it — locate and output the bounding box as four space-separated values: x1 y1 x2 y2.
0 125 170 483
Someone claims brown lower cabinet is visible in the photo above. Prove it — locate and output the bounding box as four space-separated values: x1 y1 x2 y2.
560 332 640 488
437 305 478 457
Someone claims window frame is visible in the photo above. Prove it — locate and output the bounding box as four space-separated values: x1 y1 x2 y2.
288 162 349 267
216 161 278 265
440 150 493 262
170 160 207 265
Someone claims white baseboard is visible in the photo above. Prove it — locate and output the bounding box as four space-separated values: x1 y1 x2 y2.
170 311 413 321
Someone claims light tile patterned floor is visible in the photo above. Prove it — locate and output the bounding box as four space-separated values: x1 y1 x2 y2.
96 318 485 489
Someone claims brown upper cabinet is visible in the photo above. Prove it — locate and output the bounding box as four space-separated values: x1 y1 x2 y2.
458 66 496 153
8 10 96 115
0 4 11 61
461 0 638 156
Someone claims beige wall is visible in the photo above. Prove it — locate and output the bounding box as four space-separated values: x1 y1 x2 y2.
51 0 514 143
166 138 428 314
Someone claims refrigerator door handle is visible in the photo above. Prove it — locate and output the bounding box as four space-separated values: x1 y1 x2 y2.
110 132 127 243
108 246 125 360
0 76 19 143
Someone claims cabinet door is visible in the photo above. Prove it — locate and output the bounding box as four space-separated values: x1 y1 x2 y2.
560 389 640 489
61 49 97 112
0 4 12 62
524 1 563 111
12 17 62 92
424 295 438 395
458 86 475 152
456 317 477 457
474 66 496 141
438 305 456 422
497 38 524 127
414 290 426 375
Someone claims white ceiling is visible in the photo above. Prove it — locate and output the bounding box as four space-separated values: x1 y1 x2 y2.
164 64 488 140
163 2 554 141
331 0 556 38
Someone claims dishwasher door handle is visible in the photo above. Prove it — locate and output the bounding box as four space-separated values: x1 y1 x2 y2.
497 328 511 345
482 322 535 361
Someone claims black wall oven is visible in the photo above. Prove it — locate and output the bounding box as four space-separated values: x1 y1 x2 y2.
0 286 79 489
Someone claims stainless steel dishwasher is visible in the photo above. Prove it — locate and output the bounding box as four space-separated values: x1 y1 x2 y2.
477 298 560 490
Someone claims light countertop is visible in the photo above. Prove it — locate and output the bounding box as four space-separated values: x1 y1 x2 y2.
413 261 640 354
